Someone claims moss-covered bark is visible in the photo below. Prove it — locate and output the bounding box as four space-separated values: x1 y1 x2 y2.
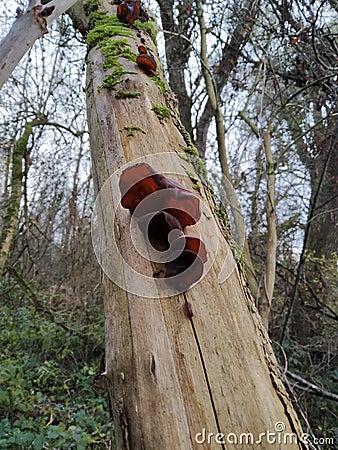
0 124 32 272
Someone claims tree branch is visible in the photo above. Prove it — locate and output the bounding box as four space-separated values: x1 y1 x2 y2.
284 370 338 402
0 0 78 90
238 110 260 138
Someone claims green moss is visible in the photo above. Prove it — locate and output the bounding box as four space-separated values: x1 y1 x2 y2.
151 104 171 120
86 11 159 92
183 146 199 157
84 0 99 15
151 76 166 95
88 9 108 27
100 37 127 54
183 167 199 184
215 207 228 225
181 167 200 193
179 146 209 181
100 39 136 69
87 24 133 49
87 18 137 90
103 69 135 90
100 40 137 89
1 124 33 238
86 13 133 48
134 19 157 44
123 126 146 136
14 124 32 163
116 90 141 99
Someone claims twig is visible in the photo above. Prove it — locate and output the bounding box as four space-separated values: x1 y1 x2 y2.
284 369 338 402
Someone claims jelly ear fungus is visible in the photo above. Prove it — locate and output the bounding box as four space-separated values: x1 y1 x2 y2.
119 162 207 292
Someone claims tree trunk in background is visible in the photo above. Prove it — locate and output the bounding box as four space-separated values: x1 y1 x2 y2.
194 0 259 158
157 0 193 137
305 120 338 259
0 124 33 273
85 3 306 449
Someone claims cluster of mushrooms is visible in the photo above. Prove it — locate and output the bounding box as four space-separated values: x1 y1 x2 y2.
115 0 157 75
119 163 207 293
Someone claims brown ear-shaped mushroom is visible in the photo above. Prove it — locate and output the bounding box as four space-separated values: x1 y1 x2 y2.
119 163 201 226
136 54 157 76
170 235 207 263
119 162 159 213
78 24 88 38
137 45 148 54
164 250 204 291
117 1 141 25
117 3 132 22
154 174 190 191
163 188 201 227
147 172 202 226
119 162 207 292
130 186 201 227
138 211 183 250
